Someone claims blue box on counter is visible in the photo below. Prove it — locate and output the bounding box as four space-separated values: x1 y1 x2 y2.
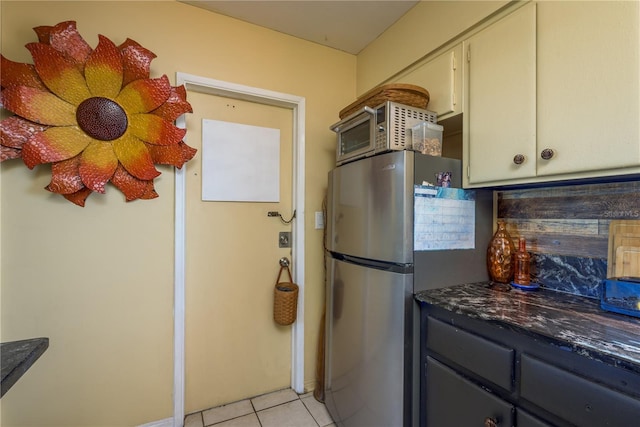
601 278 640 319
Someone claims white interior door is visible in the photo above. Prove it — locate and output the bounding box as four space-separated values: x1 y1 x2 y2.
183 92 294 412
173 73 306 425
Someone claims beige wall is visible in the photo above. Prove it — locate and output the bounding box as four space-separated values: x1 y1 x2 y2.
356 0 509 94
0 1 355 426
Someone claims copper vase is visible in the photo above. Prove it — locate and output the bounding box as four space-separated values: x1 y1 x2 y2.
487 220 515 283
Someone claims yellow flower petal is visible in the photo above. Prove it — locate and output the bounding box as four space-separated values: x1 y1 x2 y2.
112 133 160 180
27 42 91 105
1 86 76 126
116 75 170 114
22 126 91 169
85 35 124 99
79 141 118 193
129 113 186 145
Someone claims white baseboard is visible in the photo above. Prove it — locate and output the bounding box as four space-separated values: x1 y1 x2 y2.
137 417 173 427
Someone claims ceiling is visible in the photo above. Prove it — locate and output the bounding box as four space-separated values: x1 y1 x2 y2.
179 0 420 54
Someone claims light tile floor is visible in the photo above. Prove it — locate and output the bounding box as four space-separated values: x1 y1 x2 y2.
184 388 335 427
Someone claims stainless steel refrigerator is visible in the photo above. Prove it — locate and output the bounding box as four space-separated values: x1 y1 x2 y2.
324 150 493 427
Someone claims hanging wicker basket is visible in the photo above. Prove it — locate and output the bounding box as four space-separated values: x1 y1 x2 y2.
273 265 298 326
338 83 430 119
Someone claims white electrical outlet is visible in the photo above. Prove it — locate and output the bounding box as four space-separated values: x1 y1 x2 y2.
315 211 324 229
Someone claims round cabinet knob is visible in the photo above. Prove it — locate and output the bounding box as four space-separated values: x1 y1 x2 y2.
513 154 525 165
540 148 555 160
484 417 498 427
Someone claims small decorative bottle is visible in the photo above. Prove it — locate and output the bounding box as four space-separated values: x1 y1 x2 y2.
514 237 531 286
487 220 515 283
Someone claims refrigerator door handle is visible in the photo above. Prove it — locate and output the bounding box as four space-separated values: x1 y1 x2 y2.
331 252 413 274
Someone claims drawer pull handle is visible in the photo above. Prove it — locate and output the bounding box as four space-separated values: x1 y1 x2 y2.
513 154 525 165
484 417 498 427
540 148 555 160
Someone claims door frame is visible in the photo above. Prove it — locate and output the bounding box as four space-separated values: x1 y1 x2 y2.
174 72 306 426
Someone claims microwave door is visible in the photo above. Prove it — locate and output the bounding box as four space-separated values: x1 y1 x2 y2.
331 107 377 165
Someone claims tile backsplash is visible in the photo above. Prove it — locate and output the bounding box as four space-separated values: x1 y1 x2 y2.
497 180 640 298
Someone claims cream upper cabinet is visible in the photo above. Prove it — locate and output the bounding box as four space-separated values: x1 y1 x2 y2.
464 1 640 187
463 2 537 186
393 44 463 119
536 0 640 177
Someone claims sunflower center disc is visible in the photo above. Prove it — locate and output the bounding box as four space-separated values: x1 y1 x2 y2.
76 97 128 141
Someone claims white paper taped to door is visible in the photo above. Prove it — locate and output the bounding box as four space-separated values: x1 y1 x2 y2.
414 186 475 251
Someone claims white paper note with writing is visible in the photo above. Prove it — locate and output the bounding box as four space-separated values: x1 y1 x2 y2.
201 119 280 202
414 186 475 251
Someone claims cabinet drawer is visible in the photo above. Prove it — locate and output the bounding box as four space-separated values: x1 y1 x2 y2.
427 317 514 390
426 357 514 427
520 354 640 426
517 409 552 427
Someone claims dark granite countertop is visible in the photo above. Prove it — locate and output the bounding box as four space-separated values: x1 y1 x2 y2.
415 283 640 373
1 337 49 398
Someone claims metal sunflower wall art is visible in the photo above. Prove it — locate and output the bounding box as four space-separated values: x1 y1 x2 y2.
0 21 197 206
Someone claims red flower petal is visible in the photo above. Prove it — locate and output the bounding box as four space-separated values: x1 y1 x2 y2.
116 75 171 114
112 134 160 180
33 25 53 44
117 39 156 86
63 187 93 207
1 145 22 161
147 141 197 168
139 181 159 200
79 141 118 193
111 164 148 201
129 114 186 145
27 43 91 105
1 86 76 126
35 21 92 67
85 35 124 99
152 85 193 122
0 116 47 149
22 126 92 169
0 55 46 90
46 156 83 194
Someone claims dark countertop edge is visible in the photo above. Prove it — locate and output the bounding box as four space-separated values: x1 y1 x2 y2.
415 284 640 375
1 337 49 398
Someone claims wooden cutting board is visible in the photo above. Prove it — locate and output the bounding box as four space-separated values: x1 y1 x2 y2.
614 246 640 278
607 220 640 278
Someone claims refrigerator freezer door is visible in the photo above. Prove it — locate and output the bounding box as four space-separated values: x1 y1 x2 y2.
327 151 414 264
327 151 462 264
324 257 413 427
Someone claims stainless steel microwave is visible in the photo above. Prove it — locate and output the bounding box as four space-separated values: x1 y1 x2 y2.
330 101 437 166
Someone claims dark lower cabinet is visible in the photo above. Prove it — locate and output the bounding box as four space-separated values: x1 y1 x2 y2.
516 410 552 427
421 306 640 427
426 357 514 427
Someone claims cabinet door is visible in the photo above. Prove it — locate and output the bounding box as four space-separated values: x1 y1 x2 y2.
396 44 462 119
520 354 640 427
426 357 514 427
517 409 553 427
536 1 640 176
464 3 536 186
